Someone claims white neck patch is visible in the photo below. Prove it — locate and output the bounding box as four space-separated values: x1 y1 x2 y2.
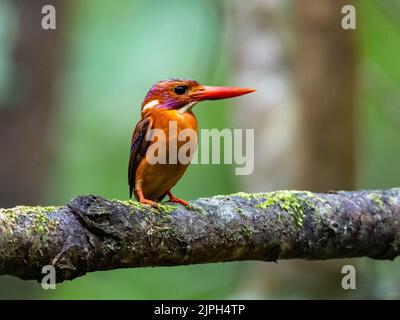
178 101 197 114
143 99 159 111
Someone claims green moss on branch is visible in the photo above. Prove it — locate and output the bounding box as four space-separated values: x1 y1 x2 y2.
0 188 399 283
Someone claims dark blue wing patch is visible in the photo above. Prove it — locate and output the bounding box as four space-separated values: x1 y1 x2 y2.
128 117 151 198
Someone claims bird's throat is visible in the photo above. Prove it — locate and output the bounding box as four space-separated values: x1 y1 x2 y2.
178 101 197 114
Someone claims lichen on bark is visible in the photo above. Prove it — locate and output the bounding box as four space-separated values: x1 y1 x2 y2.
0 188 399 283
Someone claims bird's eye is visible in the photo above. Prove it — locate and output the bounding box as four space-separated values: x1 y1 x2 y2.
174 85 188 95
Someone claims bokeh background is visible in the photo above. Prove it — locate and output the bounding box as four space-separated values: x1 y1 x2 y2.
0 0 399 299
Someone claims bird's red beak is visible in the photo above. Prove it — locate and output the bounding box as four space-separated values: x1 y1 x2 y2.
191 86 256 101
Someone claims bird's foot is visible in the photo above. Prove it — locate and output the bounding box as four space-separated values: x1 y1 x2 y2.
139 198 159 208
167 191 190 207
136 186 159 208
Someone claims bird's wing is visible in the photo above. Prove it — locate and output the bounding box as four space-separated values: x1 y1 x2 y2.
128 117 152 198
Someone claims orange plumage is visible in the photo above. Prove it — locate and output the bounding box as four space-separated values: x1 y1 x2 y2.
128 79 255 207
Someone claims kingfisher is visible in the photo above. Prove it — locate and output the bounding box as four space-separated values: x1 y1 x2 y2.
128 79 255 207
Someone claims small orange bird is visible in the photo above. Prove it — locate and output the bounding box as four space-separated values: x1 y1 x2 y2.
128 79 255 207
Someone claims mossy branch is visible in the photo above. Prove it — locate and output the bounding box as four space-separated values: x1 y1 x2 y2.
1 188 400 283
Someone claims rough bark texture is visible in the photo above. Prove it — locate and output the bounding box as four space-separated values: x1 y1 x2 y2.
0 188 399 283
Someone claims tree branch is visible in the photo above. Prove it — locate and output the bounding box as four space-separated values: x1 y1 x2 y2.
1 188 400 283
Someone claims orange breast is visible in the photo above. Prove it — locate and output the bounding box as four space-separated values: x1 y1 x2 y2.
135 109 198 201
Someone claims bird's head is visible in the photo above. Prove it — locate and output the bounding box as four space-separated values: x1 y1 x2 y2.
141 79 255 114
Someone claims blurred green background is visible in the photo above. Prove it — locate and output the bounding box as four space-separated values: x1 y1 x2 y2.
0 0 399 299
